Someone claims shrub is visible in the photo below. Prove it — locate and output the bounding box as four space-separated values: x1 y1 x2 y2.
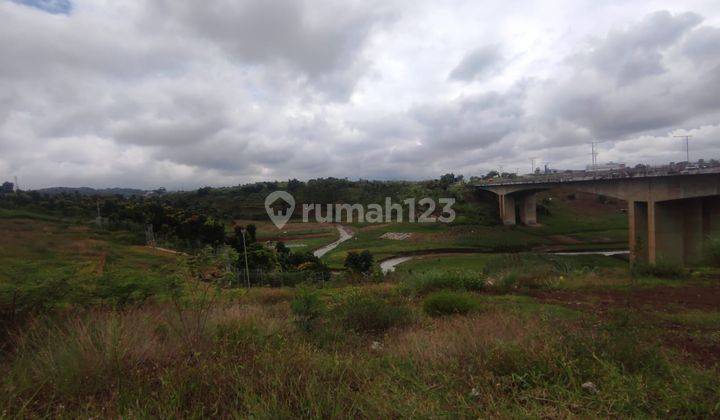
338 294 411 333
631 261 687 279
422 291 479 317
344 250 374 274
705 235 720 267
401 270 484 296
291 289 325 332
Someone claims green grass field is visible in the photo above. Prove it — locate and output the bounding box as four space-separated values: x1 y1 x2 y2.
3 202 718 418
0 218 182 313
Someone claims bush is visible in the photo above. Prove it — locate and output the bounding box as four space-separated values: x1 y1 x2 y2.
338 294 411 334
344 250 374 274
401 270 485 296
422 291 479 317
631 261 687 279
705 235 720 267
291 289 325 332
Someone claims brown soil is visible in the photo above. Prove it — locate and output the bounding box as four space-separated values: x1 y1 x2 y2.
528 284 720 365
543 187 627 216
528 284 720 312
548 235 582 244
260 232 334 241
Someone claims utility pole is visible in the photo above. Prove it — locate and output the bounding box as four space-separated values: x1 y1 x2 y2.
240 228 250 288
95 200 102 227
674 135 692 163
13 176 18 192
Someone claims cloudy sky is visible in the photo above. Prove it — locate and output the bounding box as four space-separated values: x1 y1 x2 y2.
2 0 720 189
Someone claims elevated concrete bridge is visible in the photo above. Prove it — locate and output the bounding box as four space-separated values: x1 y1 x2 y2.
474 168 720 265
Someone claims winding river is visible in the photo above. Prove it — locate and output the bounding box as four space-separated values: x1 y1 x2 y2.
379 250 630 274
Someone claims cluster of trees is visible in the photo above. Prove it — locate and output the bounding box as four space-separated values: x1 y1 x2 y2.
198 226 331 287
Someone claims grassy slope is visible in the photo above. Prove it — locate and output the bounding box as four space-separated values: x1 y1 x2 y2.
1 216 719 417
0 217 182 311
322 189 629 268
236 219 340 252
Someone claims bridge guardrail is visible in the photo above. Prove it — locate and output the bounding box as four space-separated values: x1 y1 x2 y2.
473 167 720 187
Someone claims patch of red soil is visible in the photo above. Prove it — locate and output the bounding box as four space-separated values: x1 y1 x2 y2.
259 232 333 241
529 284 720 312
548 235 582 244
544 188 627 216
529 284 720 366
662 335 720 367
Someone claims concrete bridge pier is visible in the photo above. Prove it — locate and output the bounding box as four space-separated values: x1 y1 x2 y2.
518 193 538 225
498 194 516 225
477 171 720 266
498 192 538 226
630 197 720 265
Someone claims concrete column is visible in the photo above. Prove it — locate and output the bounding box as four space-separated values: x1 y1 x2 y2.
628 200 636 262
500 194 516 226
703 196 720 239
683 198 704 265
653 201 685 264
630 201 649 263
498 194 505 223
648 201 657 264
518 194 537 225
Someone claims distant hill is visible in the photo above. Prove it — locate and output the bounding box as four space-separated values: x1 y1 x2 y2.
34 187 147 197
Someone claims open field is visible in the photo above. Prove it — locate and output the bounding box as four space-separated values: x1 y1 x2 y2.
0 217 182 326
234 219 340 252
1 214 719 417
321 191 629 268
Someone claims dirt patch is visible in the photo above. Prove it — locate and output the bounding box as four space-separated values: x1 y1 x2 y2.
662 334 720 367
260 232 334 241
380 232 412 240
528 284 720 366
544 188 627 216
529 284 720 312
548 235 582 244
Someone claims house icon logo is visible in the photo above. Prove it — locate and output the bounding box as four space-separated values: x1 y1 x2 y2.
264 191 295 229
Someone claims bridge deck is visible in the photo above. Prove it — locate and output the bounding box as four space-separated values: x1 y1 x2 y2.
473 167 720 188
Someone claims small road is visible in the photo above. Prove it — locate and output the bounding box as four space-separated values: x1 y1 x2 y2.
313 225 353 258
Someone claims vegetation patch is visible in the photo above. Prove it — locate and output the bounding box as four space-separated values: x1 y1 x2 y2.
337 294 412 334
631 261 687 279
400 269 485 296
422 291 480 317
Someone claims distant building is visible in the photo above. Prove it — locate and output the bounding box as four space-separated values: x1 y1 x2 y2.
1 182 14 194
586 162 626 172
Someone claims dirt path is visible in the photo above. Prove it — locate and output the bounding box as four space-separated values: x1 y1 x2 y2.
313 225 353 258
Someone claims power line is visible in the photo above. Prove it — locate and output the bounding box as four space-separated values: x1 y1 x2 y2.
674 135 692 162
590 142 599 172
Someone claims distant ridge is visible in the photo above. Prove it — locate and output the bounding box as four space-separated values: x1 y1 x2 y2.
34 187 147 197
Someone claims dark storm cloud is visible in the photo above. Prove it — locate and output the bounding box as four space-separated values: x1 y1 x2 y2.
574 11 701 85
412 86 526 151
146 0 393 99
449 45 503 81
